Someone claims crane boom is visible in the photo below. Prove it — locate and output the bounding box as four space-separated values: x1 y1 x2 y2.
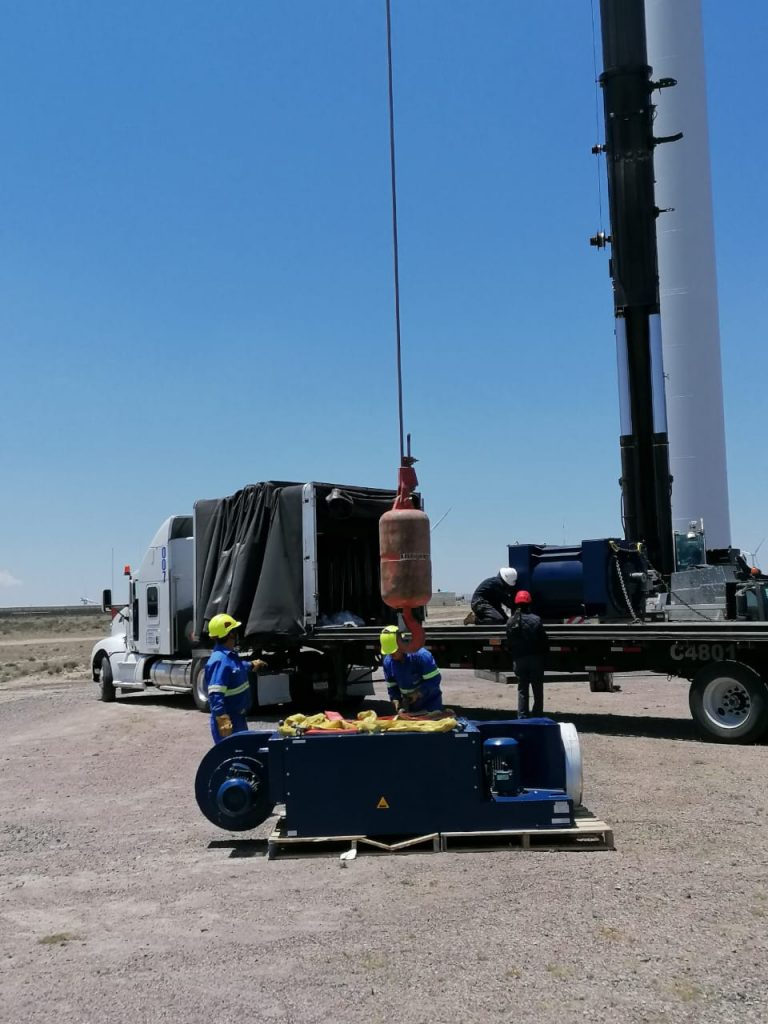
595 0 676 576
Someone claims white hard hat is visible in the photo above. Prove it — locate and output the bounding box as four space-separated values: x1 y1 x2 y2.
499 567 518 586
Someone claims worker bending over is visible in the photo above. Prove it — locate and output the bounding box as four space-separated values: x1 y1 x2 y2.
505 591 549 718
380 625 443 713
470 567 518 624
205 613 266 744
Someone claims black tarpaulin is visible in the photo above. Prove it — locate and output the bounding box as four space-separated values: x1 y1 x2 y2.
194 481 399 642
194 482 304 640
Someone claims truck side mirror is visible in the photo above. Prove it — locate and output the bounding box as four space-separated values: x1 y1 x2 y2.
102 589 112 613
724 581 738 620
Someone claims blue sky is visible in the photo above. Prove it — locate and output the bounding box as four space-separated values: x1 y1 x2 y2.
1 0 765 606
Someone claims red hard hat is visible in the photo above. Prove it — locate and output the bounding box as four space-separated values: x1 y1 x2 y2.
514 590 532 605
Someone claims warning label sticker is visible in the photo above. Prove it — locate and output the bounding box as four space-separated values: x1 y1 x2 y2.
376 797 390 809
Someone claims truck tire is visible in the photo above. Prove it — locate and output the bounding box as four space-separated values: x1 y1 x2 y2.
192 658 254 715
192 659 209 713
288 671 323 712
289 650 330 712
98 656 116 703
689 662 768 743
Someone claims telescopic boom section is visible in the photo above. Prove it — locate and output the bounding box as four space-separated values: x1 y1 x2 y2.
597 0 675 576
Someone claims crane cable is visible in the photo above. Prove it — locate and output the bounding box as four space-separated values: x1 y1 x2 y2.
384 0 405 463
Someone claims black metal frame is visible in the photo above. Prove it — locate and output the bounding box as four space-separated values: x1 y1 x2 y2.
597 0 675 575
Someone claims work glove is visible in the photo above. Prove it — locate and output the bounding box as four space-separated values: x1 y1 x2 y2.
252 659 268 672
215 714 233 738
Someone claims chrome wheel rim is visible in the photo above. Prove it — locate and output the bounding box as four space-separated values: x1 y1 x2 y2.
703 677 751 730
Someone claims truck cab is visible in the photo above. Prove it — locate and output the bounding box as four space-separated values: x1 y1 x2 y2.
126 515 194 658
91 516 194 698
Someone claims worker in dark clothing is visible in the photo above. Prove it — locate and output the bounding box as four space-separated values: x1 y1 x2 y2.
505 591 549 718
380 625 443 713
471 567 518 624
205 613 266 743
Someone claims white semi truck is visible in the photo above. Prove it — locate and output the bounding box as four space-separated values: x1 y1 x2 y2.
91 481 399 712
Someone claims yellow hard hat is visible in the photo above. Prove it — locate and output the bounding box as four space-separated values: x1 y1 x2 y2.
208 613 242 639
380 624 400 656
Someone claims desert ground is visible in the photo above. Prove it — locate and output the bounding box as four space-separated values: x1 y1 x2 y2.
1 607 766 1024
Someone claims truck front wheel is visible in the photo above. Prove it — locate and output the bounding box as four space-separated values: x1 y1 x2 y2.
689 662 768 743
192 659 209 713
98 657 116 703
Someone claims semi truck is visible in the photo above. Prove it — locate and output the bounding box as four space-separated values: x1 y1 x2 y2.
92 481 403 715
91 478 768 745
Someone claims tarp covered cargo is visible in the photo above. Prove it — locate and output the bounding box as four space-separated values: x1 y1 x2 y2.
194 481 398 642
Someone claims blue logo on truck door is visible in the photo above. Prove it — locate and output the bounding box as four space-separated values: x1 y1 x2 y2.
161 546 167 583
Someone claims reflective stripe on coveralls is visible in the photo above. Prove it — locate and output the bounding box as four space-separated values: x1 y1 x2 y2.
400 666 440 693
207 680 250 698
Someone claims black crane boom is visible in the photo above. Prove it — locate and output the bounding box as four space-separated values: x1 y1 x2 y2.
597 0 675 576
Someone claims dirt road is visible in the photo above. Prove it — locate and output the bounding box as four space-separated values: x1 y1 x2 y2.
1 668 766 1024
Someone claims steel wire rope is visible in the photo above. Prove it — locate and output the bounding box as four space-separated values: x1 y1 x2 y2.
384 0 406 462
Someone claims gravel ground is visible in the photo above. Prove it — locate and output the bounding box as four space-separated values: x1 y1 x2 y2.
1 653 767 1024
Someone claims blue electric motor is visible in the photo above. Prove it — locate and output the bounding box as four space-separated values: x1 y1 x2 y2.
483 737 520 796
195 719 583 838
506 538 651 620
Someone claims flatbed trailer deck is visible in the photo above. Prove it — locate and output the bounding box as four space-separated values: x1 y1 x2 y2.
309 621 768 744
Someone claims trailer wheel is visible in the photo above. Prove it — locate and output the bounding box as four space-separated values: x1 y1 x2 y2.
98 656 116 703
689 662 768 743
192 659 209 713
289 651 329 712
289 672 324 712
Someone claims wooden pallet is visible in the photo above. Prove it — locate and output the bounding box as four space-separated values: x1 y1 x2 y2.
265 810 613 860
440 811 614 852
266 824 440 860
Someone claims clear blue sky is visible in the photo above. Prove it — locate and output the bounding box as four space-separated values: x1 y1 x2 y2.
1 1 765 606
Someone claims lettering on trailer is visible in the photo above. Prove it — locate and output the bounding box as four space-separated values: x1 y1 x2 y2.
669 642 738 663
161 546 167 583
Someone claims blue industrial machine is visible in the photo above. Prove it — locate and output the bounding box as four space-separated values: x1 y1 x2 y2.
506 539 656 621
195 718 583 837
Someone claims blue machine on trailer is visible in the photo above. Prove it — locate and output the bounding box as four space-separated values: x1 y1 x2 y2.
195 718 583 837
506 539 653 621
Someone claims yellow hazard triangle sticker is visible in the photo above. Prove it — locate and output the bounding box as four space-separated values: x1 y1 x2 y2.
376 796 390 809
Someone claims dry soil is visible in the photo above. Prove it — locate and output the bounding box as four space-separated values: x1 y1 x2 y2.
0 616 766 1024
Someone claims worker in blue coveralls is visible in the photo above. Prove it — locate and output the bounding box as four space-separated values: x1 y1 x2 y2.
205 613 266 744
380 625 443 713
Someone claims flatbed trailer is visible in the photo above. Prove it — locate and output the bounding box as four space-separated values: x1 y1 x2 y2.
307 620 768 744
